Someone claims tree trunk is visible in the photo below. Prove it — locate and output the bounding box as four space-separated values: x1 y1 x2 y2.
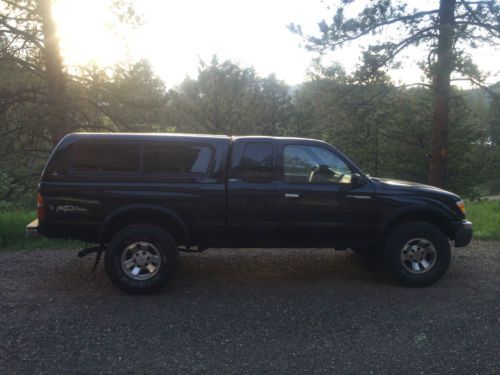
374 117 379 176
428 0 456 188
38 0 68 146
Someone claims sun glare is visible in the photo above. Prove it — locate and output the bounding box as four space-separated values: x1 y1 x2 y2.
52 0 336 85
52 0 499 87
52 0 129 67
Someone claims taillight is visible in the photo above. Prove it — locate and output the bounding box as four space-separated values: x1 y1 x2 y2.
37 193 45 222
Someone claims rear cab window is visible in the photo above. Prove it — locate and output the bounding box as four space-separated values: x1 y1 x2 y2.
71 142 140 173
143 143 213 176
67 139 215 178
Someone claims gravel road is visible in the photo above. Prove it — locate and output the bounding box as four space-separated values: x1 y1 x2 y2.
1 241 499 374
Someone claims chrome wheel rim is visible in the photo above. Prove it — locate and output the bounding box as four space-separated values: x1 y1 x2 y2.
401 238 437 274
120 241 162 281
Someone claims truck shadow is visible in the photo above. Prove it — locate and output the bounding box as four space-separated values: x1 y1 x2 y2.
173 248 388 288
50 248 391 295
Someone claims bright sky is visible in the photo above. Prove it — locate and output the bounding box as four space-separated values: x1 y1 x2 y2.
52 0 500 88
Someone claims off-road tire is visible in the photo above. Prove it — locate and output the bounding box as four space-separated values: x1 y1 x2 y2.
104 224 177 294
382 221 451 287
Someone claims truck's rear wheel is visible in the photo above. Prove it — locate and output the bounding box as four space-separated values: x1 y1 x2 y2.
104 224 177 294
382 221 451 287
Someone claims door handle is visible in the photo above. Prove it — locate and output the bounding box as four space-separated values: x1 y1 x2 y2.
285 193 300 199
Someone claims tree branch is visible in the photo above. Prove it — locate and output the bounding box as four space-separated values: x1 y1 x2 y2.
0 56 46 79
451 78 500 99
307 8 439 50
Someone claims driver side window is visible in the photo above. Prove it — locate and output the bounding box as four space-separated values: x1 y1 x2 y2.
283 145 352 184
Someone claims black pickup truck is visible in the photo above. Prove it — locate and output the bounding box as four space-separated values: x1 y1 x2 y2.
27 133 472 293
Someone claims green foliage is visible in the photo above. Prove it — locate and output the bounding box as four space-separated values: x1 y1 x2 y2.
466 200 500 241
101 60 168 131
0 210 82 249
167 56 292 136
0 210 37 248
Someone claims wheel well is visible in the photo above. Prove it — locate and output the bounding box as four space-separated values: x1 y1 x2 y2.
101 209 188 245
381 210 454 245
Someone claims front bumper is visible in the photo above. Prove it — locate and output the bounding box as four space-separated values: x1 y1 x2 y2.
25 219 40 239
453 220 473 247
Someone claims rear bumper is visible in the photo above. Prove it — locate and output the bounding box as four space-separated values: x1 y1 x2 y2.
453 220 473 247
25 219 40 239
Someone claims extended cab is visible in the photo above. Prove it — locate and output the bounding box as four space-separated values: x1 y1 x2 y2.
27 133 472 293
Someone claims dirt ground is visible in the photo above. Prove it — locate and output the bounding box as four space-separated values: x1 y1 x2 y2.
0 240 499 374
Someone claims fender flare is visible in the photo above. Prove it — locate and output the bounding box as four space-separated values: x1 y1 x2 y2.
377 204 454 243
99 204 190 245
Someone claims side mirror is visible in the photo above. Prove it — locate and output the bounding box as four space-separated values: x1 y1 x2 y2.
351 173 365 187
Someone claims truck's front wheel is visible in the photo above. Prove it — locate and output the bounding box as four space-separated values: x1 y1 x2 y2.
382 221 451 287
104 224 177 294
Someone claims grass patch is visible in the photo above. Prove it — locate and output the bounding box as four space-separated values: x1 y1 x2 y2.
466 200 500 241
0 210 82 250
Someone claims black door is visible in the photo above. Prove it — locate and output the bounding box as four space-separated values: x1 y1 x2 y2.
276 142 376 248
227 139 278 246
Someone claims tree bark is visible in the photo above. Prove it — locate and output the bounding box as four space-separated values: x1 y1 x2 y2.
38 0 68 146
428 0 456 188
